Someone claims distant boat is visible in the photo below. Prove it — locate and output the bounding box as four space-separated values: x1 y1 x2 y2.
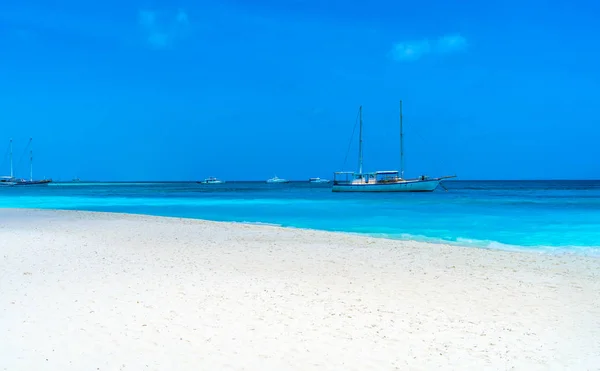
197 177 225 184
266 176 290 184
72 177 81 182
309 177 330 183
332 102 455 192
0 176 16 186
13 139 52 186
0 139 16 186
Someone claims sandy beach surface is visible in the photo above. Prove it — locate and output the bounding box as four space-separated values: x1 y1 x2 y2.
1 209 599 370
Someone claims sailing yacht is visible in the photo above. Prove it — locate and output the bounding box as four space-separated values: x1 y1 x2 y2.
332 101 455 192
4 138 52 186
1 139 16 186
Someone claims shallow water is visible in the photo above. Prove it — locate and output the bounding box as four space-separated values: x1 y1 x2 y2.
1 180 599 255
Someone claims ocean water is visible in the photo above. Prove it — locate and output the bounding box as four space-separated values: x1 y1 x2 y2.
1 180 600 255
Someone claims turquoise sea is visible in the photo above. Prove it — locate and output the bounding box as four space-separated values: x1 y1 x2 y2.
1 180 599 256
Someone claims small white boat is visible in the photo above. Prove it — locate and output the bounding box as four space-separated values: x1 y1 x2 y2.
309 177 330 183
198 177 225 184
266 176 290 184
332 102 455 192
0 176 16 187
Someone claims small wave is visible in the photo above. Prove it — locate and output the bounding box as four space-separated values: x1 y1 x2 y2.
235 221 284 227
355 232 600 257
453 238 600 257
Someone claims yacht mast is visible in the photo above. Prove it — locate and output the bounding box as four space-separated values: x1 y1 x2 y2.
399 100 404 179
358 105 363 175
29 138 33 181
9 138 13 178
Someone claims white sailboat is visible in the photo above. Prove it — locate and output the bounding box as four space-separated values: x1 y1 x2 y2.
1 139 16 186
13 138 52 186
332 101 455 192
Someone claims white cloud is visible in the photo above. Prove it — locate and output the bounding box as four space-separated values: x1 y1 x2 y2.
389 40 432 62
436 34 467 53
138 9 190 49
390 33 467 62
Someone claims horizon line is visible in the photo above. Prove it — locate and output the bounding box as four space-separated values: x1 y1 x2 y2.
40 179 600 183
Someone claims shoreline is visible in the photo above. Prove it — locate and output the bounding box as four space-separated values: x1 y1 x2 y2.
2 207 599 258
1 208 599 370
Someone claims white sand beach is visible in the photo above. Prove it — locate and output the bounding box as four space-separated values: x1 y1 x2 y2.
0 209 599 370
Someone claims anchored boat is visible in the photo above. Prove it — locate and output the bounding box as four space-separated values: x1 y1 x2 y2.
0 139 16 186
2 138 51 187
332 101 455 192
0 176 16 187
266 175 290 184
197 177 225 184
14 138 52 186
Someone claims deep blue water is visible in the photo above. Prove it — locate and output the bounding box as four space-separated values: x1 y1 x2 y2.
1 180 600 255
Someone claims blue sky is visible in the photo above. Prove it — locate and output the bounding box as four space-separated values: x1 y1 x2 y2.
1 0 599 180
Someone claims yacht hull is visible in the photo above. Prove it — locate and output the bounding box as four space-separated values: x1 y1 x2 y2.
14 179 52 186
332 179 440 192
